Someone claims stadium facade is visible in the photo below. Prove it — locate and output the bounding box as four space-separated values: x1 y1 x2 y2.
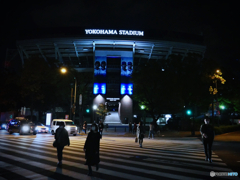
14 28 206 125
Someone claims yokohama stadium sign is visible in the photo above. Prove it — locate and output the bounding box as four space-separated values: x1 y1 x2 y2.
85 29 144 36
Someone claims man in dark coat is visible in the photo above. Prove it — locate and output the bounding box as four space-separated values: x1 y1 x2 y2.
84 124 101 176
129 121 132 133
55 121 70 166
98 120 104 138
200 118 215 163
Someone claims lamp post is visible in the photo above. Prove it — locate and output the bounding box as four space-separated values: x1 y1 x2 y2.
61 67 77 123
209 69 226 126
141 105 146 127
186 109 195 136
93 104 97 123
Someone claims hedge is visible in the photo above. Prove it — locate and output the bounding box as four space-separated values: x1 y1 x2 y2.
214 125 240 135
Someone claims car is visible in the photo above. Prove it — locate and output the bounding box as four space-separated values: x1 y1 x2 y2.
50 119 78 136
8 118 37 135
35 122 49 133
0 121 8 130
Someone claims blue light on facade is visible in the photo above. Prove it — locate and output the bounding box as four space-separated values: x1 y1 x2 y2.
101 84 106 94
93 83 106 94
127 84 133 95
121 84 133 95
121 84 126 94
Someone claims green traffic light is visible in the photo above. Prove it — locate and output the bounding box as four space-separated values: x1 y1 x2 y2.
220 105 225 110
86 109 90 113
187 110 192 115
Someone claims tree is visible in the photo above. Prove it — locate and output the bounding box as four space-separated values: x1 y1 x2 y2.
0 69 23 114
20 57 71 120
131 53 214 124
95 103 110 121
131 61 184 124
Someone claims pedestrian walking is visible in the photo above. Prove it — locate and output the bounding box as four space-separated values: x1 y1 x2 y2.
137 121 145 148
98 120 104 138
200 118 215 163
148 122 154 139
55 121 70 166
84 123 101 176
83 121 87 134
129 121 132 133
105 123 108 132
133 122 137 134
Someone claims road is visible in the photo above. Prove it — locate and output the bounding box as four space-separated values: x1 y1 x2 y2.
0 130 239 180
213 131 240 175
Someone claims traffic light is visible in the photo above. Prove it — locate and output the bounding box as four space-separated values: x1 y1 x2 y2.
86 109 90 113
186 110 192 115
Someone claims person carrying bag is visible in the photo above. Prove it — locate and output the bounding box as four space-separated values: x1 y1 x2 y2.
137 121 145 148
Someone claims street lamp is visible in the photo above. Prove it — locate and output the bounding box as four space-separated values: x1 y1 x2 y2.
93 105 97 122
186 109 195 136
60 67 77 123
140 105 146 127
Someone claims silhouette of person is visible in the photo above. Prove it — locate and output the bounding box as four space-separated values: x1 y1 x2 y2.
55 122 70 166
200 118 215 163
98 120 104 138
137 121 145 148
129 121 132 133
83 121 87 134
84 123 101 176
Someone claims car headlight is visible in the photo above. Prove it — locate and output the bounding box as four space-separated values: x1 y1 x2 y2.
35 127 39 131
75 127 77 130
2 124 6 129
22 126 30 131
66 126 70 130
46 127 49 131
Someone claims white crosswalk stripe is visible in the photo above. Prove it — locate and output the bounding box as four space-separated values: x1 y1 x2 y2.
0 135 238 180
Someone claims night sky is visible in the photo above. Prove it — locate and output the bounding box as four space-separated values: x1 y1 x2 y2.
1 1 240 67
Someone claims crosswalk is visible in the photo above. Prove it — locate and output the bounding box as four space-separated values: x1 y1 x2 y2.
0 135 238 180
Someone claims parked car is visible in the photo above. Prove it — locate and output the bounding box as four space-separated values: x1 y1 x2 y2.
8 118 37 135
0 121 8 130
35 122 49 133
50 119 77 136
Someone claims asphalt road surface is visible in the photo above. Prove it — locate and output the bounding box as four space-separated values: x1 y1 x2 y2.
0 129 239 180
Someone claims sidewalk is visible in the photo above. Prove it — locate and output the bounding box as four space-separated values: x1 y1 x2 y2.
78 129 201 138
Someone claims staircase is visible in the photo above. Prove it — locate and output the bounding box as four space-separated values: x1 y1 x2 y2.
104 111 122 125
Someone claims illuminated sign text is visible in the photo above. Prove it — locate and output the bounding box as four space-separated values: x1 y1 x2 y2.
85 29 144 36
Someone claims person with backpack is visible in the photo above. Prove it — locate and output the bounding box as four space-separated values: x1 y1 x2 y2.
55 121 70 166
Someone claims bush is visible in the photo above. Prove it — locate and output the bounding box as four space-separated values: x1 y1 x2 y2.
214 125 240 135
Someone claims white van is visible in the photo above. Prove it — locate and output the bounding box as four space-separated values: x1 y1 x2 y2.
51 119 77 136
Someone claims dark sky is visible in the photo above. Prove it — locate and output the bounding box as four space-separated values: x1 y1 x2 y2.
2 1 240 65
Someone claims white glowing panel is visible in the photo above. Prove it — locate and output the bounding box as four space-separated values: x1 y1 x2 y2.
46 113 52 126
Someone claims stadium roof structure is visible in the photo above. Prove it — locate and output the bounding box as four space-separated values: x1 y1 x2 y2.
14 28 206 69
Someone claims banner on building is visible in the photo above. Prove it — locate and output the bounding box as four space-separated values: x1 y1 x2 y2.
94 56 107 76
121 57 133 77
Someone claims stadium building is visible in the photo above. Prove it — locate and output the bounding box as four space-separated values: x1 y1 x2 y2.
8 28 206 125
